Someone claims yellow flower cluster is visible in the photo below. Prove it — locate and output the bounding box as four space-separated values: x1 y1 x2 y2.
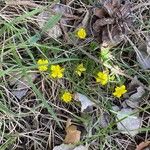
37 58 127 101
37 59 65 79
95 70 127 98
37 59 86 78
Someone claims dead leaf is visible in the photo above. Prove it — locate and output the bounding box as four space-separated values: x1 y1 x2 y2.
93 8 106 18
135 141 150 150
128 76 139 91
37 11 62 39
102 25 124 48
93 18 115 31
10 72 37 100
53 144 88 150
52 4 72 15
53 144 75 150
64 120 81 144
116 108 142 136
103 0 118 17
74 93 95 112
99 111 110 128
74 145 88 150
93 0 132 48
53 119 87 149
119 2 131 19
12 89 28 100
137 44 150 69
136 51 150 69
126 86 145 108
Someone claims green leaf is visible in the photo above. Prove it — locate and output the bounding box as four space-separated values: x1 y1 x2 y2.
42 13 62 32
28 32 41 45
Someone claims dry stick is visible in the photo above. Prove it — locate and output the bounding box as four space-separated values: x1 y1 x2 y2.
75 44 150 91
5 0 42 8
131 2 150 11
6 0 79 21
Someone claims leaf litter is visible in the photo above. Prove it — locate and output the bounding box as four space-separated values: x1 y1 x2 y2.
136 43 150 69
53 119 88 150
116 108 142 136
9 72 37 100
1 0 150 149
125 86 145 108
74 92 95 112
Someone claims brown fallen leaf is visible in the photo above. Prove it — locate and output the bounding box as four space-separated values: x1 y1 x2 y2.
103 0 118 17
64 125 81 144
135 141 150 150
93 8 106 18
93 18 115 31
92 0 132 48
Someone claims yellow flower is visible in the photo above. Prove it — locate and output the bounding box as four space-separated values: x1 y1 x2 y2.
76 27 87 39
113 85 127 98
37 59 48 71
61 91 73 103
50 64 65 79
75 63 86 76
95 71 109 85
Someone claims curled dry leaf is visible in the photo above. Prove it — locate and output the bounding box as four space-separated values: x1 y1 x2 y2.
64 122 81 144
93 0 132 48
135 141 150 150
116 108 142 136
74 93 95 112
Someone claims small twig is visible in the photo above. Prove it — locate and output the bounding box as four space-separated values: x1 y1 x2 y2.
6 0 42 8
131 3 150 11
63 13 79 19
75 44 150 91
